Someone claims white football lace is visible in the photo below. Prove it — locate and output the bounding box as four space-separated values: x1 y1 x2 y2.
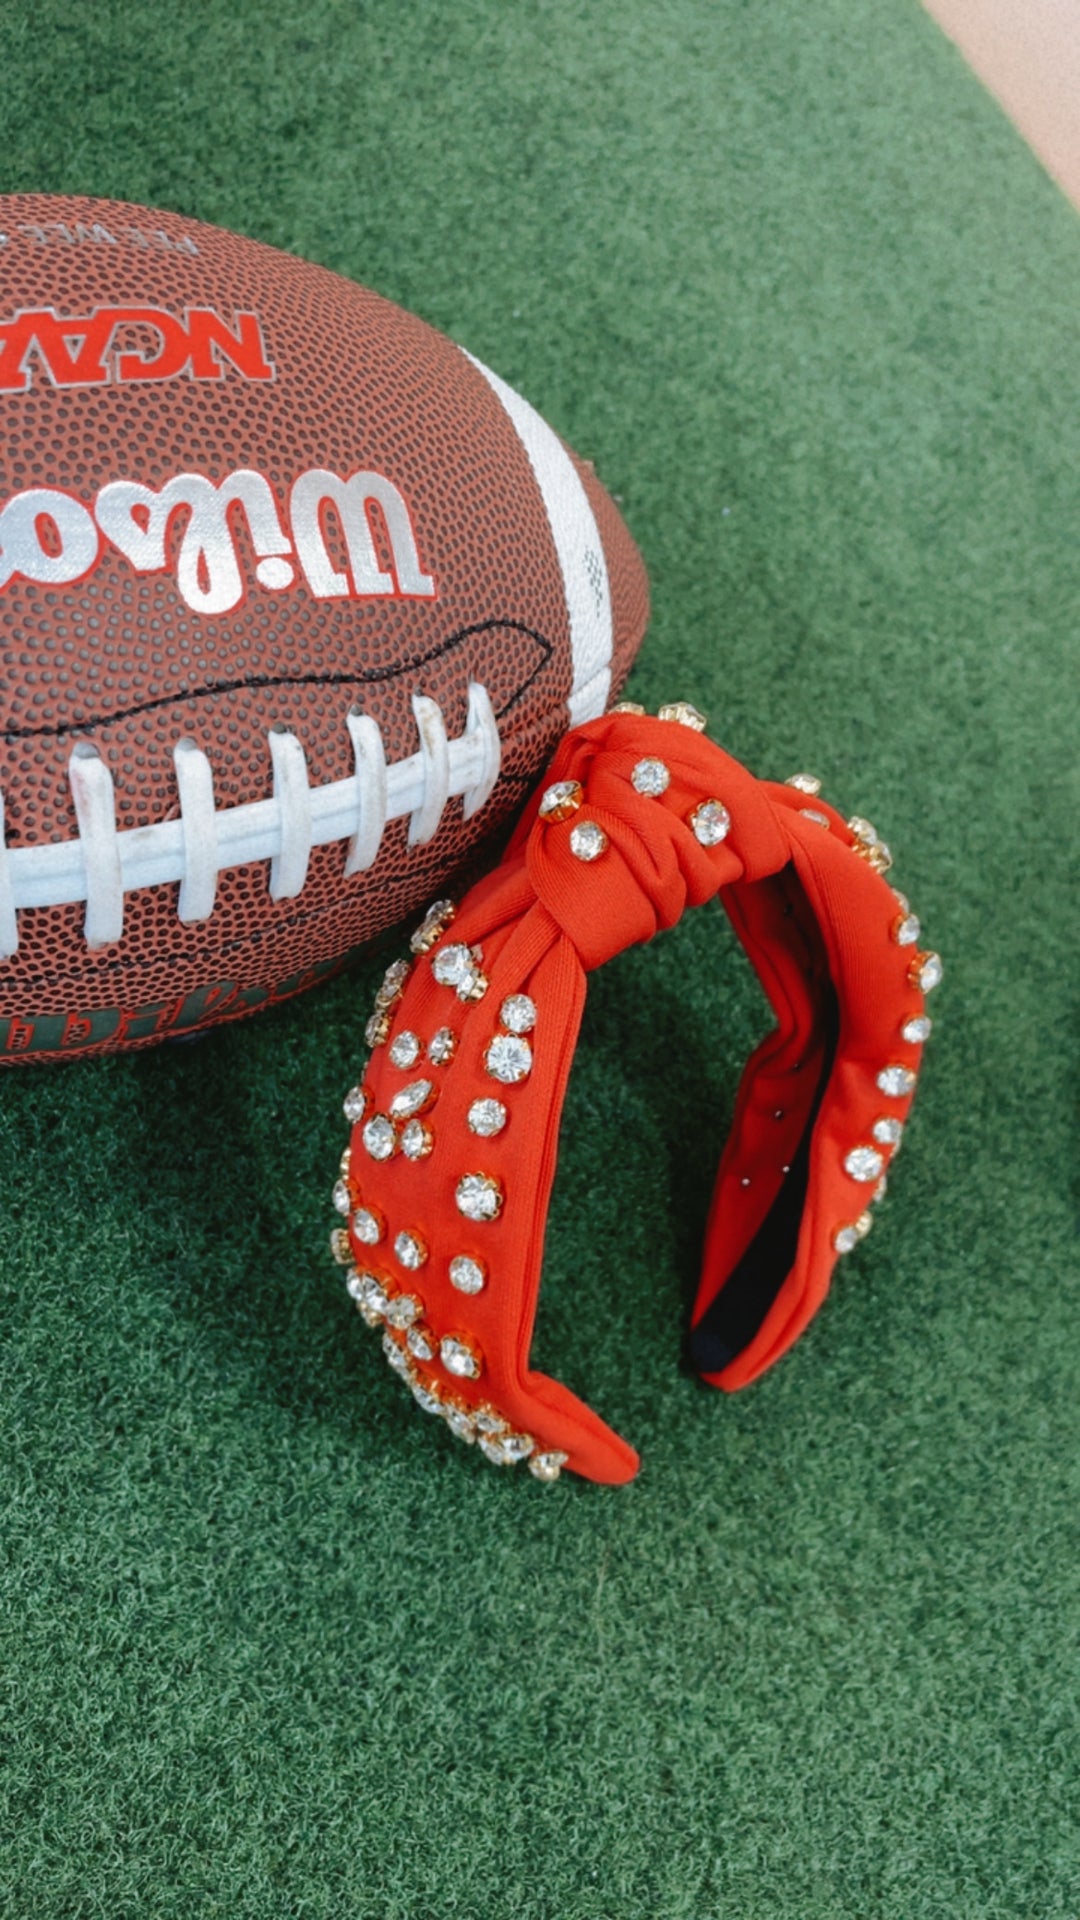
0 683 501 958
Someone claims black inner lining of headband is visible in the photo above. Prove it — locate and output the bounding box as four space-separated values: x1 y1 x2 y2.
686 986 840 1375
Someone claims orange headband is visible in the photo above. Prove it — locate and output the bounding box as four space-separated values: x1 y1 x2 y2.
328 701 941 1484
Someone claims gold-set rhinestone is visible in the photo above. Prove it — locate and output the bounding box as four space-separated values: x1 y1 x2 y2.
456 1172 504 1222
786 773 822 795
388 1030 422 1069
339 1145 353 1177
352 1205 385 1246
440 1334 483 1381
892 912 921 947
389 1078 437 1120
428 1027 457 1064
485 1033 532 1084
332 1178 351 1216
688 798 731 847
529 1450 569 1483
431 942 488 1002
449 1254 487 1295
844 1145 885 1183
538 779 584 822
409 898 456 954
400 1119 434 1160
468 1097 508 1137
902 1015 932 1044
569 820 608 861
384 1293 423 1331
630 757 671 797
375 959 411 1010
362 1114 397 1161
406 1325 436 1362
833 1212 874 1255
394 1229 428 1270
343 1085 368 1124
365 1010 391 1049
330 1228 353 1264
909 951 943 993
846 816 893 873
609 699 646 715
657 700 707 731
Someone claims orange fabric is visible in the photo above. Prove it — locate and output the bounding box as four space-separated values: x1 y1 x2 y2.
341 710 938 1483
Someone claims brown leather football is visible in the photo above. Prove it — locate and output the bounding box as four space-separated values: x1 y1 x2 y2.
0 195 648 1062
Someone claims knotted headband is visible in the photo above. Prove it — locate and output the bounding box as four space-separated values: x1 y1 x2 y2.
328 701 941 1484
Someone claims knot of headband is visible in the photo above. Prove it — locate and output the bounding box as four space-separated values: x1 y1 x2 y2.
328 701 941 1484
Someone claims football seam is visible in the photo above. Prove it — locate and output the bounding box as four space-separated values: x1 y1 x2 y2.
0 617 556 739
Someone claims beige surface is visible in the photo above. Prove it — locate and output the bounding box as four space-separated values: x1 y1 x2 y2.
924 0 1080 209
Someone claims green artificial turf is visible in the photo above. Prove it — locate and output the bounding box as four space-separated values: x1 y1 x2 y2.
1 3 1078 1915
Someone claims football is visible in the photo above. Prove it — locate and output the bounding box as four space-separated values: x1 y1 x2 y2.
0 194 648 1063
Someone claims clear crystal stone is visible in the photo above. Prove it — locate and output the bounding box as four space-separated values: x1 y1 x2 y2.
365 1011 390 1048
845 1145 885 1182
689 798 731 846
877 1065 916 1098
389 1078 434 1119
631 757 670 796
610 699 646 715
468 1097 508 1137
432 943 478 989
538 779 583 821
500 994 537 1034
388 1030 421 1069
456 1173 504 1222
428 1026 457 1064
332 1178 351 1215
443 1406 477 1443
394 1230 427 1270
382 1331 412 1376
786 773 821 795
330 1228 352 1264
407 1324 435 1362
375 959 410 1009
411 1380 444 1415
529 1451 569 1482
893 913 921 947
569 820 608 862
343 1085 368 1123
848 816 880 846
355 1272 390 1317
485 1033 532 1084
410 898 455 953
802 809 831 829
384 1293 422 1330
362 1114 396 1161
855 1211 874 1239
657 700 707 730
400 1119 433 1161
440 1335 482 1379
449 1254 486 1295
872 1117 904 1148
902 1015 932 1044
352 1206 384 1245
479 1431 533 1466
833 1224 860 1254
474 1406 507 1435
911 951 943 993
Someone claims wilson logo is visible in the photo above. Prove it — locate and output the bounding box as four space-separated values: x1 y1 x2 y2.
0 304 273 392
0 466 437 614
